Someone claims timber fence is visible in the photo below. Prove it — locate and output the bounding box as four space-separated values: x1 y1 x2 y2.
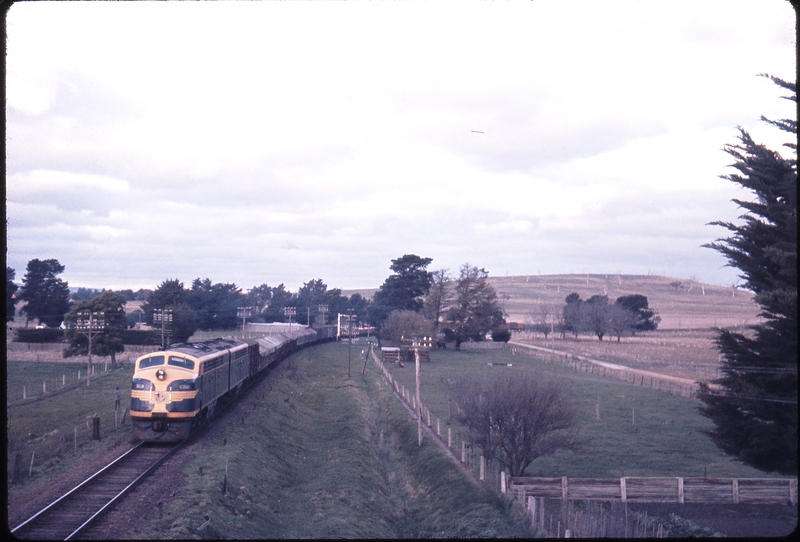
509 341 699 398
510 475 797 506
368 344 507 494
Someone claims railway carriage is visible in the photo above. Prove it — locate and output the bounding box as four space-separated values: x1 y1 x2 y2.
131 326 335 442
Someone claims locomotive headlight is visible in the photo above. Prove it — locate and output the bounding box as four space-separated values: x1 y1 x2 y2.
156 369 167 381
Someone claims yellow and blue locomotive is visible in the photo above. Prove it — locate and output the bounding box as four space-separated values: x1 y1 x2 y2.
130 326 335 442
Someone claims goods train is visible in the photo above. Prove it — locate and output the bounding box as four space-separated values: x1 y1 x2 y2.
130 325 336 442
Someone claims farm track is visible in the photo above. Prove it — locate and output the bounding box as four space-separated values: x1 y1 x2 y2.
10 442 180 540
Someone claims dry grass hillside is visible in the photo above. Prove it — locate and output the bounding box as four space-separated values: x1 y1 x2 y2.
344 274 761 331
491 274 760 331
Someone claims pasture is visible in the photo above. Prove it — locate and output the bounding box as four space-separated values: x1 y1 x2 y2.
378 344 775 479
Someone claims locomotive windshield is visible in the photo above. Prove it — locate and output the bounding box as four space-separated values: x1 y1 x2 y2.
139 355 165 369
168 356 195 370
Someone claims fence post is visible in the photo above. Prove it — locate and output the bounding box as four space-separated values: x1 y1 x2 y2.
732 479 739 504
480 456 485 481
501 470 506 493
678 477 684 503
620 477 627 502
448 427 451 448
462 441 466 463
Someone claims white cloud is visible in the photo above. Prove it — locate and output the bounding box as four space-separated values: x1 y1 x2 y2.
4 0 794 291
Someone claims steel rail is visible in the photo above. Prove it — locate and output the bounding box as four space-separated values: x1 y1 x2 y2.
10 441 181 540
65 441 183 540
10 442 144 536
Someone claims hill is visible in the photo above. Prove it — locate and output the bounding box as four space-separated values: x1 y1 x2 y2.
343 274 760 331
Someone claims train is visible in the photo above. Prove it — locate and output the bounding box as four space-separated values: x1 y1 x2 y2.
130 325 336 442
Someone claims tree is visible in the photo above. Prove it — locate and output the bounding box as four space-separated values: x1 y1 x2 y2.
453 372 581 477
698 75 797 475
188 278 246 330
615 294 660 334
369 254 433 328
142 279 198 343
258 283 297 323
379 309 435 344
421 268 452 330
296 278 348 326
7 267 18 322
562 293 582 339
346 293 371 325
444 264 505 348
18 258 71 328
608 304 638 343
582 294 610 341
63 291 127 368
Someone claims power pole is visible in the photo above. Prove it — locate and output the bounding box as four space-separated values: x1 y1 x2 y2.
413 335 422 446
347 308 354 380
237 306 252 338
76 311 106 386
153 309 173 349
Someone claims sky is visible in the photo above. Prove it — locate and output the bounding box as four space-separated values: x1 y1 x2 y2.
5 0 796 294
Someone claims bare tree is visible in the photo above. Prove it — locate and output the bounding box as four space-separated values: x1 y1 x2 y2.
421 268 452 330
530 302 558 339
453 372 582 477
608 304 637 343
379 310 434 344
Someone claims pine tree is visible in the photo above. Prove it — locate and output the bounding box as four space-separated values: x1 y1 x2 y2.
18 258 71 328
698 75 797 475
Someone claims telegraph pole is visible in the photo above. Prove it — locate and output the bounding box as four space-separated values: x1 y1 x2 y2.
413 335 422 446
153 309 173 349
237 306 252 338
76 311 106 386
347 308 353 380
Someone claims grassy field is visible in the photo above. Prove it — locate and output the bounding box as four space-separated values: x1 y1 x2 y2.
378 344 775 479
6 362 135 503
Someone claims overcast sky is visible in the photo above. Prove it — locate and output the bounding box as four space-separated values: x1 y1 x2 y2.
5 0 796 293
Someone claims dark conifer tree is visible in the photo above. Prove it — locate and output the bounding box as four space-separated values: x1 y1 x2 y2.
698 75 797 475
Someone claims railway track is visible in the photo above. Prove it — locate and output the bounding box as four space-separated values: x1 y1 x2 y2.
10 442 181 540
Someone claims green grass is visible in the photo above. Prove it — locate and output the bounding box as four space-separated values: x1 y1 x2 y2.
7 362 135 501
136 342 531 538
382 346 776 479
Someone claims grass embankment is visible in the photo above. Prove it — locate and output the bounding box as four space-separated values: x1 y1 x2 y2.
383 345 774 479
119 342 532 538
7 362 135 510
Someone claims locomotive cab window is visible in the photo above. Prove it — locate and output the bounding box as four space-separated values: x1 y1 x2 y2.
139 355 165 369
168 356 195 370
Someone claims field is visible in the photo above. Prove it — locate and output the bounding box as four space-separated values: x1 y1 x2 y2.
377 344 773 480
6 274 794 537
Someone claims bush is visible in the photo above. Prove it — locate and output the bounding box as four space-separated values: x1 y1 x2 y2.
491 328 512 342
121 329 157 345
14 328 64 343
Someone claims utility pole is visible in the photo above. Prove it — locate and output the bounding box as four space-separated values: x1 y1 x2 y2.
153 309 173 349
413 335 422 446
76 311 106 386
237 306 252 338
347 308 354 380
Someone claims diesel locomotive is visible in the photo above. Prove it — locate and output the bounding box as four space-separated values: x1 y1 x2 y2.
130 326 334 442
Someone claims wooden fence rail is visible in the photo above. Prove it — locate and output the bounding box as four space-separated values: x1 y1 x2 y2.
510 476 797 506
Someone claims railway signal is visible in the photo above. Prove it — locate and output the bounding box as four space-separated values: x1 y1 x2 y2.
237 306 253 337
283 306 296 325
153 309 173 349
76 311 106 386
